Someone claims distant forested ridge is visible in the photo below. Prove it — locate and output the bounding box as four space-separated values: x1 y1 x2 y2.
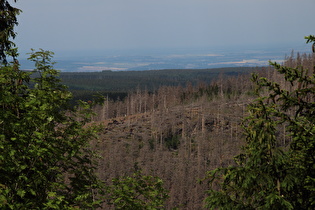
59 67 260 101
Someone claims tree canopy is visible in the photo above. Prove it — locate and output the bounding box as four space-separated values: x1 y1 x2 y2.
0 0 20 64
0 49 106 209
204 36 315 209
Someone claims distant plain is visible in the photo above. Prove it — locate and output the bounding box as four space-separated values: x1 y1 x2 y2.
18 45 309 72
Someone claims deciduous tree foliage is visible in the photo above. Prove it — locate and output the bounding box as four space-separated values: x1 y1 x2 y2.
204 36 315 209
0 0 20 64
0 49 104 209
106 169 169 209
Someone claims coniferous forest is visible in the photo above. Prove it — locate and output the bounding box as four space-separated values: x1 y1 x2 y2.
1 1 315 209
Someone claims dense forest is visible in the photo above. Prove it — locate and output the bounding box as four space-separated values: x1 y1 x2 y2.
58 67 257 102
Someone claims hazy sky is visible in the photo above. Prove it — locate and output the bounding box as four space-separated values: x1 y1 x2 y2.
13 0 315 56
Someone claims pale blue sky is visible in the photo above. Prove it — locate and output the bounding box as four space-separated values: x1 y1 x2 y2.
13 0 315 56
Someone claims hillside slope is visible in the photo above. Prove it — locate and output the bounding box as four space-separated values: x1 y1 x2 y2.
87 52 314 209
94 94 252 209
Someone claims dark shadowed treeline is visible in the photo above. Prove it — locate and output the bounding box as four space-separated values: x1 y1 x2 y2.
60 67 257 102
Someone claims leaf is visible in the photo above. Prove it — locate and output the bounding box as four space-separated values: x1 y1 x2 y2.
17 190 25 198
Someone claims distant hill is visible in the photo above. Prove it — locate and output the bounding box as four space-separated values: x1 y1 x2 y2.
59 67 260 102
60 67 258 92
